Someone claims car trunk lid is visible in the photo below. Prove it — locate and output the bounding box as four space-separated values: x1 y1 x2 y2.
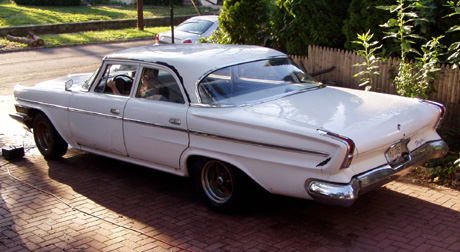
244 86 439 155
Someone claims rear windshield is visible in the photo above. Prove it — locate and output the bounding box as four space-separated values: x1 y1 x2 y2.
176 19 214 34
197 57 320 105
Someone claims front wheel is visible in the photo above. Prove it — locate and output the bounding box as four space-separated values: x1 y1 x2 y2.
33 113 68 159
194 158 247 212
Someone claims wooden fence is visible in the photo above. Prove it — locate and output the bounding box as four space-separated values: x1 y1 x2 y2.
291 45 460 128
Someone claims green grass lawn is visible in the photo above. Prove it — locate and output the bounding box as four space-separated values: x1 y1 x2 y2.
0 26 171 49
0 0 213 27
0 0 216 50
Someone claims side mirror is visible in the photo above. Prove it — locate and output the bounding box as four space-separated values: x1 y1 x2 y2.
65 79 73 91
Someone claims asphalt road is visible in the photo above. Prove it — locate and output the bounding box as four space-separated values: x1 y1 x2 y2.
0 40 154 96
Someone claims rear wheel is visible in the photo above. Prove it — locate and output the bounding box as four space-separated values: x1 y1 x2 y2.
194 158 246 212
33 113 68 159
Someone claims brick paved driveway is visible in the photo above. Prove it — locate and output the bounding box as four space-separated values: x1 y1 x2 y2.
1 101 460 252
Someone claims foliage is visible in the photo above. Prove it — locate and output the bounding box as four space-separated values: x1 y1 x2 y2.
270 0 351 55
14 0 81 6
343 0 395 52
378 0 443 99
446 1 460 68
352 30 383 91
345 0 460 59
198 29 231 44
218 0 271 45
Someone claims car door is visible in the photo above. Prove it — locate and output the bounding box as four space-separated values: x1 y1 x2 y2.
68 61 139 156
123 64 189 169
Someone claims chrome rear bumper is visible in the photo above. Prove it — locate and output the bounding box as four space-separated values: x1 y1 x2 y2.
306 140 448 207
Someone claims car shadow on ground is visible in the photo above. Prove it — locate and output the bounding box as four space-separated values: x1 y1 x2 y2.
14 149 454 251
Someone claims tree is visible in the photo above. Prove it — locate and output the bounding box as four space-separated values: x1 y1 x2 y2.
218 0 271 45
271 0 351 55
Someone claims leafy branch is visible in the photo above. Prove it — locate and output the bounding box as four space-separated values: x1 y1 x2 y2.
352 30 382 91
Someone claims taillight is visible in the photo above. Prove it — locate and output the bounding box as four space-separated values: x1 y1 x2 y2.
183 39 192 44
155 34 159 43
318 129 355 169
420 100 445 129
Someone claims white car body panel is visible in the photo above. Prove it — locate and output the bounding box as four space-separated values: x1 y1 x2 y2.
11 44 447 207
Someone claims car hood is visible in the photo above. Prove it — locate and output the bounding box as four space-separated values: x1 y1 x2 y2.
34 73 92 89
244 86 439 153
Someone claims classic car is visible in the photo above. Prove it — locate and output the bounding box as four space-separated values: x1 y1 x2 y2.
155 15 219 44
10 44 448 212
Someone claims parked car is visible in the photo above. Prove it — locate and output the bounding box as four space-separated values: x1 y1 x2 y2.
10 44 448 212
155 15 218 44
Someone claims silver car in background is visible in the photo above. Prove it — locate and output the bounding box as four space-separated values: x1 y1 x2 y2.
155 15 219 44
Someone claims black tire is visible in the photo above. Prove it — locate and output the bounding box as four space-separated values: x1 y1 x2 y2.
33 113 68 159
194 158 247 212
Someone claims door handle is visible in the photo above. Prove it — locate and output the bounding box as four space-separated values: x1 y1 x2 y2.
169 118 181 125
110 108 120 114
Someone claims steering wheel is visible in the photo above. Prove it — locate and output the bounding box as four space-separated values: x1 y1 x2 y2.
112 74 134 95
113 74 133 81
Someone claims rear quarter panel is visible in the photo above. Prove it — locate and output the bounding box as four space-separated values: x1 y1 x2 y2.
184 106 348 199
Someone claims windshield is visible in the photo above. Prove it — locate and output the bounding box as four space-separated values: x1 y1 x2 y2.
198 57 320 105
82 67 99 91
176 19 214 34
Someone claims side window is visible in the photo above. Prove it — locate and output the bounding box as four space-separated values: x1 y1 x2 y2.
136 67 185 104
94 64 137 96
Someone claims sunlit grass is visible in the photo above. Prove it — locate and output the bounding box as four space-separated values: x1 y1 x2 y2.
0 1 213 27
0 26 170 49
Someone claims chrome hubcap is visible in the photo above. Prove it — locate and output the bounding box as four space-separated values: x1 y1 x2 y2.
201 160 233 204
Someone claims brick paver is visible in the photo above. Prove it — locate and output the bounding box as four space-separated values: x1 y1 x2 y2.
1 149 460 252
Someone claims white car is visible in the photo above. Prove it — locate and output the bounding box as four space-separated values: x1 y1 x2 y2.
10 44 448 212
155 15 218 44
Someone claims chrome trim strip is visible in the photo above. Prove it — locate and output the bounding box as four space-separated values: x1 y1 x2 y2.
17 98 67 111
306 140 448 207
190 129 329 157
68 107 122 120
123 118 188 133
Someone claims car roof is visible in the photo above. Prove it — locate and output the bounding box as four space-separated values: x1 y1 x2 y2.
104 44 286 102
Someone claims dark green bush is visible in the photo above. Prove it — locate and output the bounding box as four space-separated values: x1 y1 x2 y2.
271 0 351 55
344 0 460 58
343 0 394 53
218 0 271 45
14 0 81 6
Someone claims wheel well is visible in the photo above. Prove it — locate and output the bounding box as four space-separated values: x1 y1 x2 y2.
185 155 258 186
186 155 203 178
22 108 43 128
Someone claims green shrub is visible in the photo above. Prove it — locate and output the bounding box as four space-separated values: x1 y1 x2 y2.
271 0 351 55
344 0 460 58
343 0 395 52
218 0 271 45
14 0 81 6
